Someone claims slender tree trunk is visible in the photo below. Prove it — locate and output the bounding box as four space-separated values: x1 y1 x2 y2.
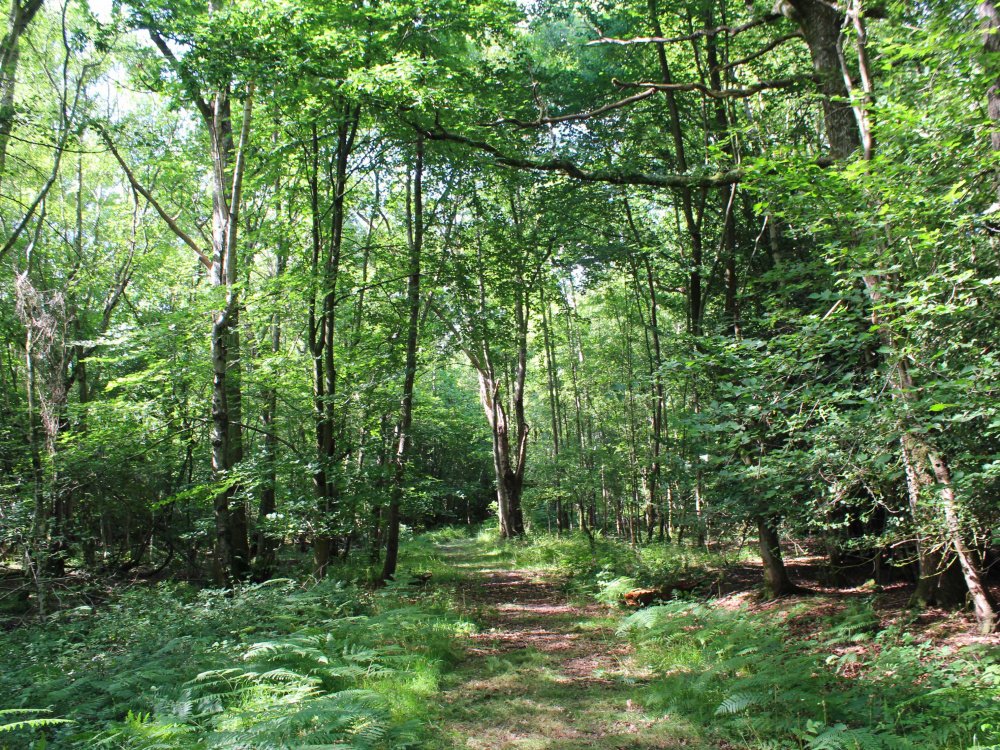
306 124 330 577
648 0 704 337
206 85 253 587
980 0 1000 201
24 327 43 578
225 306 249 578
306 108 359 579
542 299 568 532
790 1 996 632
509 287 529 536
481 365 527 539
704 6 741 338
252 252 284 581
210 310 236 585
382 135 424 582
625 204 665 546
541 296 564 532
460 303 529 538
893 376 997 631
865 9 992 629
0 0 43 190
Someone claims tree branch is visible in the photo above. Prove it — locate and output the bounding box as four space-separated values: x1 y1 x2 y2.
480 87 658 128
224 83 255 285
428 300 485 372
414 122 742 188
0 130 66 263
96 125 211 269
712 32 804 73
613 74 818 99
146 29 213 125
189 416 302 457
587 14 782 46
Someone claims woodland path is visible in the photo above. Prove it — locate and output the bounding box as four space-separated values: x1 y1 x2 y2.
427 540 701 750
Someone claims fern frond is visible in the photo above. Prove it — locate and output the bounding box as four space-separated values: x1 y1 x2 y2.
715 691 765 715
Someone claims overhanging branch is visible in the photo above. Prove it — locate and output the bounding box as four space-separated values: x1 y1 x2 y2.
146 29 213 125
480 87 658 128
97 125 212 269
414 123 742 189
613 74 818 99
587 14 781 46
712 32 804 73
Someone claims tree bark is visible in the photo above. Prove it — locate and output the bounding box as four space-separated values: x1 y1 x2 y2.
541 294 566 532
0 0 44 190
252 250 285 581
382 134 424 582
788 1 997 632
509 286 529 535
648 0 705 337
757 515 797 598
206 86 253 587
786 0 861 160
864 272 996 631
140 29 257 585
979 1 1000 199
305 108 360 579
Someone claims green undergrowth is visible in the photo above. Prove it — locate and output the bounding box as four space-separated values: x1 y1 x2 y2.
474 527 738 600
621 598 1000 750
0 536 475 749
474 526 1000 750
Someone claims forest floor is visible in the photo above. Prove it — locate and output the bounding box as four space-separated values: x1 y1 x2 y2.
426 539 706 750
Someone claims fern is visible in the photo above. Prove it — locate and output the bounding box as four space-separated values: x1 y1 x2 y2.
715 691 764 715
0 708 72 734
627 598 1000 750
0 570 463 750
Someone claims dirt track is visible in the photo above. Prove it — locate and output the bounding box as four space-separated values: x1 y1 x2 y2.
429 542 703 750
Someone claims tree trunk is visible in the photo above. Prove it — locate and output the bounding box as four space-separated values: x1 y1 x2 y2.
541 296 566 533
509 286 529 536
648 0 705 337
225 306 249 579
793 1 996 633
205 85 253 587
787 0 862 160
0 0 43 189
757 516 797 598
624 210 665 547
980 0 1000 200
901 429 998 630
210 309 236 587
867 274 997 631
381 135 424 582
305 109 359 579
252 252 284 582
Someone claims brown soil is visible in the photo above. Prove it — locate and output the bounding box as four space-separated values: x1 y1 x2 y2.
428 543 706 750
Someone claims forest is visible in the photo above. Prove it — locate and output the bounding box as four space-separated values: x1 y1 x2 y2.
1 0 1000 747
